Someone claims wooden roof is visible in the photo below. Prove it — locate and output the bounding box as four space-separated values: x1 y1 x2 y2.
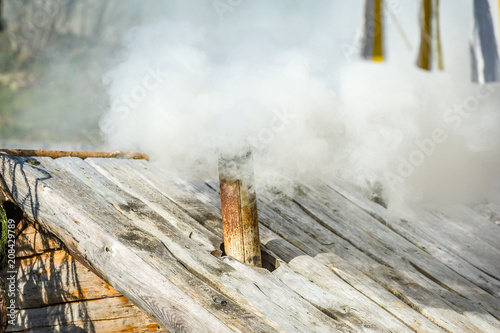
1 153 499 332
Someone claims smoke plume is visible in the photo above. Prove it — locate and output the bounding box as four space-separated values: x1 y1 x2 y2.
101 0 500 207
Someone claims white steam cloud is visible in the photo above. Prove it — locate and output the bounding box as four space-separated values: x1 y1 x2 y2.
101 0 500 207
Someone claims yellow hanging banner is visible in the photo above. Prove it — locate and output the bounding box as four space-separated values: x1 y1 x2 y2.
416 0 443 71
361 0 385 62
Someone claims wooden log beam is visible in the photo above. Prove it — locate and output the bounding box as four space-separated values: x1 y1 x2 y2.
218 152 262 267
0 149 149 161
0 155 234 333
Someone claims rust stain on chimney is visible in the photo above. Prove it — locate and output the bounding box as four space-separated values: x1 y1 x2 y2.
219 152 262 267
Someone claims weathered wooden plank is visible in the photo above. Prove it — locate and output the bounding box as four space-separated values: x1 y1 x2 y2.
283 182 500 332
83 156 308 295
56 157 283 333
0 149 149 160
129 163 321 260
39 156 344 332
293 182 500 331
428 204 500 251
115 159 308 264
4 152 496 331
118 162 374 272
56 157 220 252
134 163 460 332
83 158 346 332
128 161 446 332
312 180 498 294
274 260 414 332
327 180 500 298
318 253 482 333
16 225 62 258
119 156 368 333
110 159 291 260
204 180 487 332
408 206 500 279
262 195 373 266
90 158 226 238
9 250 121 308
474 203 500 227
7 296 164 333
134 161 500 331
0 154 234 333
258 196 448 332
7 225 165 331
258 225 306 264
393 211 500 298
39 156 281 333
313 253 448 333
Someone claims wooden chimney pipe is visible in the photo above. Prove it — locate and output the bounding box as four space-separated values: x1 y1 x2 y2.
218 151 262 267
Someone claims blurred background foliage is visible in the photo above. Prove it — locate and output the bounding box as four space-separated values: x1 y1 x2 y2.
0 0 166 148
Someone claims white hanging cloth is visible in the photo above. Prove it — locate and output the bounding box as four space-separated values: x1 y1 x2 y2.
471 0 500 83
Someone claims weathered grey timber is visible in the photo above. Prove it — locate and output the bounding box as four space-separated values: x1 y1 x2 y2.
0 153 499 332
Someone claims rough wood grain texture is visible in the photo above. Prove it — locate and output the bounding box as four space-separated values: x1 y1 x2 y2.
40 156 340 332
314 254 447 333
209 179 500 332
2 220 166 333
124 162 451 332
124 160 500 332
327 180 500 298
60 157 220 252
7 296 164 333
0 149 149 161
0 155 233 333
16 225 62 258
84 158 346 332
274 260 413 332
257 197 447 332
117 158 300 264
122 158 306 266
2 153 500 332
428 204 500 252
294 181 500 331
12 250 122 309
474 203 500 227
409 206 500 279
110 159 306 264
48 157 279 333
